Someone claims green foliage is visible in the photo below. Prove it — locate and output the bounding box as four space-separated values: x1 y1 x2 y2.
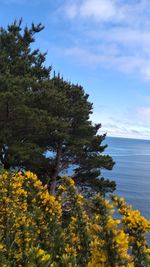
0 19 50 171
0 20 115 195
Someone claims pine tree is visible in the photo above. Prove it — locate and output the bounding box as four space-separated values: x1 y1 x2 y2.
0 20 50 170
33 76 115 195
0 20 115 195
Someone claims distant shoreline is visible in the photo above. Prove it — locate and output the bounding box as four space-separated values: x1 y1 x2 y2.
106 135 150 142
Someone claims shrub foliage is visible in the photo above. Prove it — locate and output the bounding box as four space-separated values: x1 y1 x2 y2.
0 171 150 266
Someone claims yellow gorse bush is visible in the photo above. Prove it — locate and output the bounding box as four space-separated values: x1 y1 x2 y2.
0 171 150 266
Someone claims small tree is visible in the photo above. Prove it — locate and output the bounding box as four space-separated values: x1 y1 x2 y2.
33 76 115 195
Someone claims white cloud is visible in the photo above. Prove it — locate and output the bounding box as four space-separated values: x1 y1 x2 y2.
65 3 78 19
141 67 150 80
137 107 150 120
64 0 126 22
98 118 150 140
63 45 150 79
91 106 150 140
58 0 150 79
79 0 118 21
97 28 150 48
64 47 108 65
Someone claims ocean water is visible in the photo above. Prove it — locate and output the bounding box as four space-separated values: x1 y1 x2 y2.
102 136 150 221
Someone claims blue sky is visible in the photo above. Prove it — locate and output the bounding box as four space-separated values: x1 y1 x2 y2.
1 0 150 139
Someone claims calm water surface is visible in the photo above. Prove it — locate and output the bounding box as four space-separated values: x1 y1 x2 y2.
103 137 150 221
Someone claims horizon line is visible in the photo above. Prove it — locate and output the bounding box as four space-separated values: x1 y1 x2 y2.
106 135 150 141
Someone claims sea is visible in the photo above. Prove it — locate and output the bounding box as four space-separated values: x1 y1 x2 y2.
102 136 150 222
65 136 150 242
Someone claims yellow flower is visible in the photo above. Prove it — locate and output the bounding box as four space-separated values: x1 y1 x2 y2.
92 224 101 232
0 244 4 250
58 185 66 191
36 248 45 257
41 254 51 262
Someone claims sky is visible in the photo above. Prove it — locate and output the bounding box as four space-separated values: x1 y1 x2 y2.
1 0 150 140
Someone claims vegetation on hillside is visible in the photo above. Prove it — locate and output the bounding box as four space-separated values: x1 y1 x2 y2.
0 171 150 266
1 21 150 266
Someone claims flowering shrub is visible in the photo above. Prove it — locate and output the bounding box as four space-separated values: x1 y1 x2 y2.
0 171 150 266
0 171 62 266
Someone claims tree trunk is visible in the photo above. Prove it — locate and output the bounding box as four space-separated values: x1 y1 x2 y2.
0 145 10 170
3 161 10 170
50 142 62 196
50 175 57 196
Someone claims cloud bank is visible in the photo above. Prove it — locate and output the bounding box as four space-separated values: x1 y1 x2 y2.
59 0 150 79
